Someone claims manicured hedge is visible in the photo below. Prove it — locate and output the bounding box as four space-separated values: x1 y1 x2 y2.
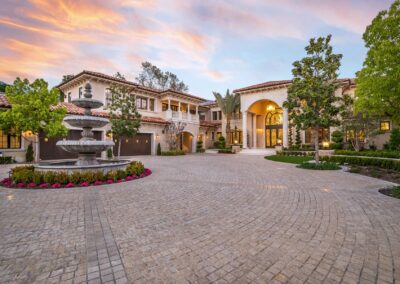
0 156 13 164
297 161 340 170
277 150 315 157
218 148 234 154
321 156 400 171
160 150 185 156
1 161 150 189
334 150 400 159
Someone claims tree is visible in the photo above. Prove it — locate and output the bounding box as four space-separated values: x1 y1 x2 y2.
283 35 343 163
114 72 126 80
0 78 68 161
355 1 400 122
164 120 186 150
107 83 141 159
62 74 75 83
213 89 240 145
341 95 379 151
135 61 189 92
0 81 8 92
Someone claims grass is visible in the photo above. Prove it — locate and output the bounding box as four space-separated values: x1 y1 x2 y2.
379 186 400 199
265 155 313 164
297 161 341 170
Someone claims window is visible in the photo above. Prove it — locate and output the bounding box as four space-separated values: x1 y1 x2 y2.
67 92 71 102
346 130 364 142
79 87 83 98
149 99 155 111
211 132 215 141
305 128 330 144
199 112 205 121
162 103 168 111
105 89 112 107
380 121 391 131
229 129 243 144
212 111 221 120
0 129 21 149
217 132 222 139
136 97 148 110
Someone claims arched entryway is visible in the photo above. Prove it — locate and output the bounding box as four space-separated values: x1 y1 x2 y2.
179 131 193 153
265 108 283 147
245 100 286 148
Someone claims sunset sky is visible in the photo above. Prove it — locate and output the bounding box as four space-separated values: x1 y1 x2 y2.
0 0 393 99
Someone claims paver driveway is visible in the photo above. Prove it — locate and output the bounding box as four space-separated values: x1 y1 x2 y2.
1 154 400 284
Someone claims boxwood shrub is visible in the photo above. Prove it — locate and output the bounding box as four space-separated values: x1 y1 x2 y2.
160 150 185 156
277 150 315 157
334 150 400 159
297 161 340 170
0 156 13 164
321 156 400 171
218 148 234 154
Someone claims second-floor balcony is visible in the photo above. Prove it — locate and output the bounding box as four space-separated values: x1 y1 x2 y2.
162 99 200 123
164 110 199 122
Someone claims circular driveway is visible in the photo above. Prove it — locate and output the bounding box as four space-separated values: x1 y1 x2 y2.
1 154 400 283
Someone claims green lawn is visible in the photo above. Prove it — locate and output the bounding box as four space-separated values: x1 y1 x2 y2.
265 155 313 164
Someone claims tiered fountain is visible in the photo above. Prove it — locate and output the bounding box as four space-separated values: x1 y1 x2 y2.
35 83 129 173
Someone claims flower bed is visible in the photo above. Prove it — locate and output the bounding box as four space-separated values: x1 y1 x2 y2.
160 150 185 156
277 150 315 157
321 155 400 171
0 161 152 189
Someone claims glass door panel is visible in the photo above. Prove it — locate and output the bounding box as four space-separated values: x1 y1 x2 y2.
271 130 277 146
266 129 271 147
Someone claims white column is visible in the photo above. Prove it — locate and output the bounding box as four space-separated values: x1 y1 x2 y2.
188 103 192 121
195 105 199 122
242 111 248 148
283 108 289 148
252 114 257 148
168 99 171 110
178 101 182 120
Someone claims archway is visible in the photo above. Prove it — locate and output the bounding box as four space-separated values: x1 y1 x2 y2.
180 131 193 153
246 100 283 148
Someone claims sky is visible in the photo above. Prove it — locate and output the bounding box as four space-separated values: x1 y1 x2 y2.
0 0 393 100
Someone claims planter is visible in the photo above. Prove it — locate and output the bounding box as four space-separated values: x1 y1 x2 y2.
319 150 334 156
275 145 283 151
232 145 241 153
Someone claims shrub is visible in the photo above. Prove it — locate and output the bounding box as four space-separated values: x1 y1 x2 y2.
93 171 105 182
106 171 117 181
107 148 113 159
157 143 161 156
126 161 145 176
331 143 343 150
55 172 69 185
277 150 315 157
32 172 43 184
11 167 34 183
116 169 127 180
218 148 234 154
81 171 97 184
331 130 343 144
69 172 83 184
0 156 13 164
214 136 226 149
388 129 400 150
26 143 34 163
43 171 57 184
297 161 340 170
334 150 400 159
196 140 204 153
160 150 185 156
321 156 400 172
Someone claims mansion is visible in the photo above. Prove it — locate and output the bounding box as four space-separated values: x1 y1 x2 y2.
0 71 393 162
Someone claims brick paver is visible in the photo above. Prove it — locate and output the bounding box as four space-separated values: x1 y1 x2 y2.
1 154 400 283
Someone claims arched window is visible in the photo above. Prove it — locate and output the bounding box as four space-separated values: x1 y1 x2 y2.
265 110 283 126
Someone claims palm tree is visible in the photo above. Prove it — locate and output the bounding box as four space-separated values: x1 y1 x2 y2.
213 89 240 145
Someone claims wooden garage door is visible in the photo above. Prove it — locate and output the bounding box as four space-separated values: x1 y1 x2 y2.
39 130 102 160
113 133 151 156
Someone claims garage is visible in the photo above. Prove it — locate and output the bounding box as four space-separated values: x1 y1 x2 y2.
39 130 103 160
113 133 152 156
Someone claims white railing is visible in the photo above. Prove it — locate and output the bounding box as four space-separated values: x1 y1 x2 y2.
163 111 199 122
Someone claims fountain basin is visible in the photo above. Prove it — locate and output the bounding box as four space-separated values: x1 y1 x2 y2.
71 98 104 109
34 159 130 174
56 140 114 154
64 115 109 128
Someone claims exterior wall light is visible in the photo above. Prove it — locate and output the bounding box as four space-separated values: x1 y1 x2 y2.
44 137 49 142
322 141 330 149
23 131 34 138
266 105 275 111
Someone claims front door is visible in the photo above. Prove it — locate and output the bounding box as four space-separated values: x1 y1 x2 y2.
265 126 283 147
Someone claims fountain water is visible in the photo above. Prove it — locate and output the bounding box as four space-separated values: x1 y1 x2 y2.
35 83 129 173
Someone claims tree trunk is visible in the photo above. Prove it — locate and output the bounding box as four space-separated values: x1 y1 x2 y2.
118 139 122 160
314 127 320 164
226 117 231 146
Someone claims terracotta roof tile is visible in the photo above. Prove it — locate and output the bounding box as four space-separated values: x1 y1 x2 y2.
234 80 292 93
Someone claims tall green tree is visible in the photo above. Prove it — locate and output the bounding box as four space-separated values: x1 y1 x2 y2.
213 89 240 145
355 0 400 122
283 35 343 163
62 74 75 83
135 61 189 92
107 83 141 159
0 78 68 161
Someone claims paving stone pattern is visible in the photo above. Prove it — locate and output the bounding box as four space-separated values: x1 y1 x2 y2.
0 154 400 283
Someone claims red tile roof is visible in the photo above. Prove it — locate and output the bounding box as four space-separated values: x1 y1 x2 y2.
234 80 293 93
